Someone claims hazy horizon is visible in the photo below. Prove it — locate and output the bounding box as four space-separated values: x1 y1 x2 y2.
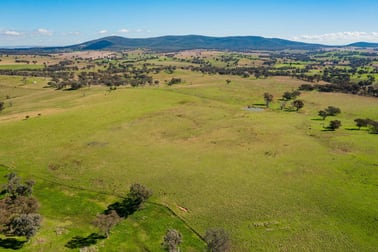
1 0 377 47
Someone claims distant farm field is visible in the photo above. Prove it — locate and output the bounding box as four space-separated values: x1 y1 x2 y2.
0 64 44 70
0 56 377 251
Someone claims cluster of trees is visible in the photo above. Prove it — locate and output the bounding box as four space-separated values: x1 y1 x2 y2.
0 173 41 240
280 90 303 111
315 106 377 133
318 106 341 120
263 91 304 111
316 106 342 131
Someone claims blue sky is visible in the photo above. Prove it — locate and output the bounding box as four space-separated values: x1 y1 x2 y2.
1 0 377 47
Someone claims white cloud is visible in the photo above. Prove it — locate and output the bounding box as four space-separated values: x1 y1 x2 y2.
61 31 81 36
136 28 143 33
119 28 129 33
70 31 81 36
1 30 22 36
36 28 53 36
293 31 378 44
98 30 108 34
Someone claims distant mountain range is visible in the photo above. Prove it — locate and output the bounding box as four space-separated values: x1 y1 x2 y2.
2 35 378 52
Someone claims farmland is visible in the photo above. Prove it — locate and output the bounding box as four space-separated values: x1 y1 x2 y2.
0 49 377 251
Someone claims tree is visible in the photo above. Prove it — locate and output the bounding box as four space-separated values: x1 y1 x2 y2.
92 210 121 238
367 119 378 134
328 120 341 130
204 228 231 252
291 90 301 98
163 229 182 252
354 118 368 129
282 90 300 101
5 196 39 215
263 92 273 108
292 100 304 111
325 106 341 116
3 173 34 198
168 78 182 86
8 213 41 240
282 91 293 100
318 110 328 120
128 183 153 202
280 101 287 110
0 200 11 232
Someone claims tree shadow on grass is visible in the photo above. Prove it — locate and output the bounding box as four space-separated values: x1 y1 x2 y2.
105 197 142 218
321 128 335 132
345 127 366 131
311 118 324 121
252 103 266 107
0 238 26 250
65 233 106 249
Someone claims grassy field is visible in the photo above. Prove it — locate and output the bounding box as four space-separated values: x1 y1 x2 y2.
0 67 377 251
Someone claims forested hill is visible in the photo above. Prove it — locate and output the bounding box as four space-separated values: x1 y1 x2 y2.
64 35 324 51
2 35 378 53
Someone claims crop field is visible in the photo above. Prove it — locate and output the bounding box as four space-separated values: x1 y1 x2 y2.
0 52 377 251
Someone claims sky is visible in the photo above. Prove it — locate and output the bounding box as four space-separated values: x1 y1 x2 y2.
1 0 378 47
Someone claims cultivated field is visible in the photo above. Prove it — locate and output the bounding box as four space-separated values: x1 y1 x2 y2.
0 52 377 251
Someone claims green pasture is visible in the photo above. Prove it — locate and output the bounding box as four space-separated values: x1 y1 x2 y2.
0 68 377 251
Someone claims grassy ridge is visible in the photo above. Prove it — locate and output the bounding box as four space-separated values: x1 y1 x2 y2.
0 74 377 251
